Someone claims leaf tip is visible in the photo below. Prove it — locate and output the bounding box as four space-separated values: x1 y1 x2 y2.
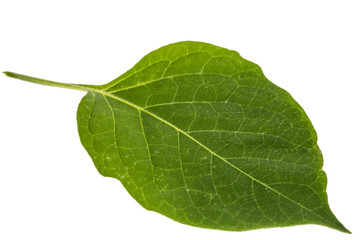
340 226 352 234
328 219 351 234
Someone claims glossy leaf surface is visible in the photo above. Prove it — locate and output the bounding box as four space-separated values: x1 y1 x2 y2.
3 41 349 233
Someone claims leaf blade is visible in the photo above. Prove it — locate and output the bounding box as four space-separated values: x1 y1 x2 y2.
76 42 349 232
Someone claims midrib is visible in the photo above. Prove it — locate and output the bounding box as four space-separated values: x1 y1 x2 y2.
92 88 337 229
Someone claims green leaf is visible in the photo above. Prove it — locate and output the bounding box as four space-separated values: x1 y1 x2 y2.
3 41 349 233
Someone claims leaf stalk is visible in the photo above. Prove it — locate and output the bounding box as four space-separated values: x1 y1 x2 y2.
3 71 91 92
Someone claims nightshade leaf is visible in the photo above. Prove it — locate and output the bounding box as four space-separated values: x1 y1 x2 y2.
3 41 349 233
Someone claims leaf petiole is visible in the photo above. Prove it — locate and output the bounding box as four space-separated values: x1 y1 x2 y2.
3 71 93 92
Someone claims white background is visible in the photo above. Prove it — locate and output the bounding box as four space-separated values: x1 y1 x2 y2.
0 0 359 239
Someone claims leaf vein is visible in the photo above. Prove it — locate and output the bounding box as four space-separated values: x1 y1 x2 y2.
96 89 338 229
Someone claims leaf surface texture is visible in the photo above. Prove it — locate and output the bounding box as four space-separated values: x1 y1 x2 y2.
76 42 347 232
